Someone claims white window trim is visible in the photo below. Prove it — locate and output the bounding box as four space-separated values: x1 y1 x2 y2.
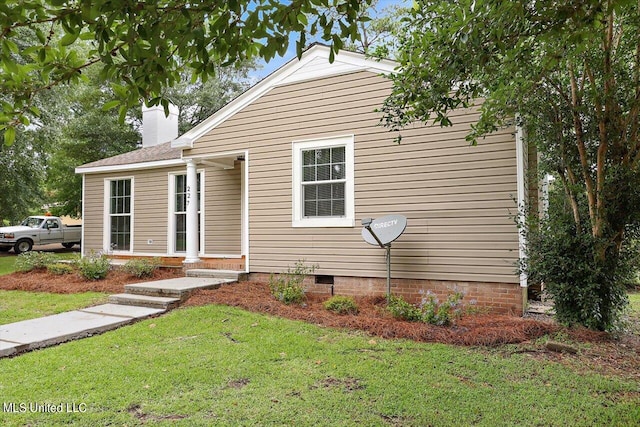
167 169 205 255
103 177 134 254
292 134 355 228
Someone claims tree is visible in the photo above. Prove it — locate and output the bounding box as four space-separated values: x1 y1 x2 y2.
381 0 640 330
46 68 142 218
0 0 372 143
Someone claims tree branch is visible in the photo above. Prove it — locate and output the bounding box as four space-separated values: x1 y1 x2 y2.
569 61 597 235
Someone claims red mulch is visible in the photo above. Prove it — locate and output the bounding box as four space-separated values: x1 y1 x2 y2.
0 269 627 349
0 268 183 294
183 281 559 346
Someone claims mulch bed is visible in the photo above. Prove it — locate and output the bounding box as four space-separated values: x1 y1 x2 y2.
0 269 624 348
184 281 563 346
0 268 183 294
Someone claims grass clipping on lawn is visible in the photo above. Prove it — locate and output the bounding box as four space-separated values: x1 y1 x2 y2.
184 281 561 347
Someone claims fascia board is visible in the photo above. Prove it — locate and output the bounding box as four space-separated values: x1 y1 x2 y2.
75 158 184 174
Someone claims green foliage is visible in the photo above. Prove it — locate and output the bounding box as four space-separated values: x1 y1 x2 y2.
268 260 317 305
121 257 161 278
387 291 464 326
74 251 110 281
386 294 424 322
0 1 372 135
521 193 632 331
47 263 74 275
323 295 359 315
14 251 56 273
382 0 640 331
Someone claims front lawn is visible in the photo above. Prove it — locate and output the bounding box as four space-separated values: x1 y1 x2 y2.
0 304 638 426
0 290 107 325
0 255 15 275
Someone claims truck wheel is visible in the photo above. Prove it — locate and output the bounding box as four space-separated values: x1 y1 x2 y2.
14 239 33 254
62 243 75 249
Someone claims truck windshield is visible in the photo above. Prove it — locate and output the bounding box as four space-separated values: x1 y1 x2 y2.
21 217 44 228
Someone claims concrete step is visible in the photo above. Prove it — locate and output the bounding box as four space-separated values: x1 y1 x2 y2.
124 277 234 300
109 294 180 310
186 269 247 281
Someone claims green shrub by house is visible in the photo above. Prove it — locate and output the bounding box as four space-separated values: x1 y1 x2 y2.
324 295 359 315
122 257 161 278
74 251 110 281
14 251 56 273
268 260 317 305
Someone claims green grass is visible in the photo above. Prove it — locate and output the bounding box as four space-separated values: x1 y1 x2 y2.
629 292 640 315
0 256 15 276
0 291 108 324
0 305 638 426
0 252 77 276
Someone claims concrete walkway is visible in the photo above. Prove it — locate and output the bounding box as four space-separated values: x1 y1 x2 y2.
0 273 239 358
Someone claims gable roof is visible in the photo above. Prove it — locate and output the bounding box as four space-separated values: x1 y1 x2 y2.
75 45 397 174
75 141 182 174
171 44 397 149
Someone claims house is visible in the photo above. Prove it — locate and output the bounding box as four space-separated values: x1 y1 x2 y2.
76 44 531 314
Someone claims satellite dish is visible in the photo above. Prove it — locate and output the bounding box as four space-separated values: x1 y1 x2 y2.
361 214 407 246
361 214 408 301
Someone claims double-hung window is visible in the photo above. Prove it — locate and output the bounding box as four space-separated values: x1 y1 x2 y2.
292 135 354 227
107 178 132 251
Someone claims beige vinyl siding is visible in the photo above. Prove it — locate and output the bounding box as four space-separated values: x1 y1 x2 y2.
185 71 520 283
82 174 106 254
81 164 242 256
203 162 242 254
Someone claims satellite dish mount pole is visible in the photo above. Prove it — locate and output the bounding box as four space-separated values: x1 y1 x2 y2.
362 219 392 302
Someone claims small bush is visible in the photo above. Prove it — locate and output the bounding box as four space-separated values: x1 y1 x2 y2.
387 291 464 326
75 251 110 281
14 251 56 272
47 263 74 275
268 260 317 305
324 296 359 315
386 295 423 322
122 257 160 278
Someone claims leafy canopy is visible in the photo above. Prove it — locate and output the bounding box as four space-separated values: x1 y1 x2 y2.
0 0 372 143
382 0 640 330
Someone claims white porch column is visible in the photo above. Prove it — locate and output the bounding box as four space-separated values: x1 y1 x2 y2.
184 158 200 264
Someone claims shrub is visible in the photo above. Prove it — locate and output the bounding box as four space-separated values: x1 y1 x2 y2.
14 251 56 272
521 190 633 331
75 251 110 281
122 257 161 278
324 296 359 315
387 291 464 326
268 260 317 305
47 263 74 275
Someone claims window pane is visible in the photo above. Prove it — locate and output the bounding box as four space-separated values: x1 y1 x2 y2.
317 183 331 200
332 199 345 216
317 164 330 181
317 200 332 216
304 200 317 217
332 163 345 180
303 165 315 182
331 147 345 163
317 148 330 164
175 213 186 252
303 150 315 166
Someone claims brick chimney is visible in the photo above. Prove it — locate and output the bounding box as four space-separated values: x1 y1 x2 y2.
142 103 179 148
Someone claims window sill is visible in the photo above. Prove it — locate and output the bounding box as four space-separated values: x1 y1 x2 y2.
292 217 354 228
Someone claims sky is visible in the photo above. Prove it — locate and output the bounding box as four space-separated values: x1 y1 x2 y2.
250 0 408 81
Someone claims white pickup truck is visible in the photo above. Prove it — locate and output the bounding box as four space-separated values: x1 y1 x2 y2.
0 216 82 254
